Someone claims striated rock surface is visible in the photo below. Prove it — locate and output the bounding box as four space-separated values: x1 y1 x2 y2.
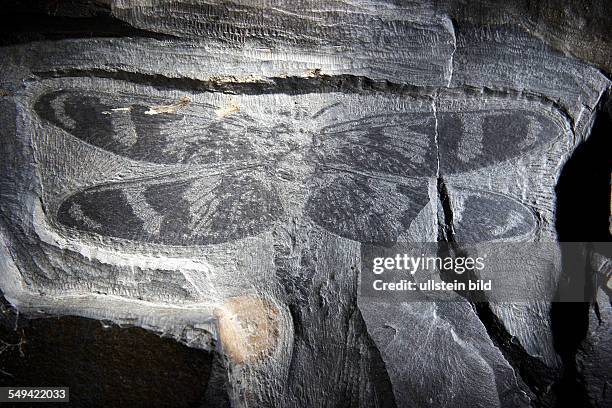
0 1 610 407
577 289 612 408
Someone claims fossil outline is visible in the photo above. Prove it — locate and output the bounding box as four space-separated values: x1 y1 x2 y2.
32 81 562 246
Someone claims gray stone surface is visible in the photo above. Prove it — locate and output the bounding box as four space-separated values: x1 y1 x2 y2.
0 1 610 407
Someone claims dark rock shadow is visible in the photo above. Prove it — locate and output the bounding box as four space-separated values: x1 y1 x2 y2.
552 89 611 408
0 304 230 408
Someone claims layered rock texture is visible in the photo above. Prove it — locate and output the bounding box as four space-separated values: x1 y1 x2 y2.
0 1 610 407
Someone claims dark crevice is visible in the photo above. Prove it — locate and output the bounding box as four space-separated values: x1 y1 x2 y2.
551 86 612 408
436 175 560 407
593 301 602 325
471 303 559 407
436 175 455 243
32 68 433 97
554 86 612 244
